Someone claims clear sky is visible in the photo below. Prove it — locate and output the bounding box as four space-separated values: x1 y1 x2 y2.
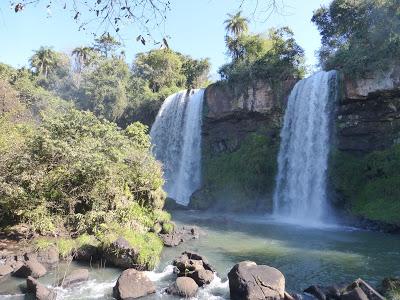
0 0 332 77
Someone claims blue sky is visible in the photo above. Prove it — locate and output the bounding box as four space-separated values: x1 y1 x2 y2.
0 0 331 76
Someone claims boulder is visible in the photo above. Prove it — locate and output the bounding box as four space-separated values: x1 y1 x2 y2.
345 279 385 300
103 237 140 270
75 245 100 262
303 285 343 300
113 269 155 300
159 226 200 247
341 287 369 300
27 276 57 300
0 264 13 277
166 277 199 298
13 259 47 278
173 251 215 286
228 261 285 300
60 268 89 287
36 247 59 267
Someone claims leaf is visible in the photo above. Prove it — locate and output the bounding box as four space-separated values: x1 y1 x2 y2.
141 37 146 45
136 35 141 42
74 12 80 20
162 38 169 49
14 3 24 13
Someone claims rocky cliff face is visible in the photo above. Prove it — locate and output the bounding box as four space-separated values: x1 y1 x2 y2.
189 79 297 211
330 67 400 229
336 67 400 152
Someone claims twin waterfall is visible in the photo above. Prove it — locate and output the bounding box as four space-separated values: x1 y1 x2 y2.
273 71 337 223
151 71 337 224
150 89 204 205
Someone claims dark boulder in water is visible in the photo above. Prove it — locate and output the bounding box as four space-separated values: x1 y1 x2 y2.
113 269 155 299
173 251 215 286
228 261 285 300
13 258 47 278
159 226 200 247
60 268 89 287
166 276 199 297
27 276 57 300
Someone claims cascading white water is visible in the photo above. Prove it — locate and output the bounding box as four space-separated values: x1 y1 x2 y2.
273 71 337 223
150 89 204 205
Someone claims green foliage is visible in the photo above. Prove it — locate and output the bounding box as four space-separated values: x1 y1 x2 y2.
329 146 400 225
161 222 174 234
201 134 278 211
81 58 130 121
97 223 163 269
312 0 400 77
219 27 305 92
0 108 165 231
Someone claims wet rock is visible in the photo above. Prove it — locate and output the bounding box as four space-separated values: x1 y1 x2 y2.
163 197 189 211
173 251 215 286
166 277 199 298
60 268 89 287
228 261 285 300
159 226 200 247
113 269 155 299
27 276 57 300
341 287 369 300
304 285 327 300
13 258 47 278
103 237 141 270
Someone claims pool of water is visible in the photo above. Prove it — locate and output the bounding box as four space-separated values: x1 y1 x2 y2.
1 211 399 299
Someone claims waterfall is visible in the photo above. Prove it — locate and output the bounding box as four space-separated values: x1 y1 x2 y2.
150 89 205 205
273 71 337 223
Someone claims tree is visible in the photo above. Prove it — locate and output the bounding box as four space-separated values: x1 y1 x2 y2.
81 58 130 121
312 0 400 76
94 33 121 58
224 11 249 37
29 47 60 78
72 46 95 73
133 49 185 93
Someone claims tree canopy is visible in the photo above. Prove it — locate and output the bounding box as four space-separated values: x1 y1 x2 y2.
312 0 400 76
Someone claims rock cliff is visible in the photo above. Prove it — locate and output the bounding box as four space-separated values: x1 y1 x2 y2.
336 66 400 152
189 79 297 211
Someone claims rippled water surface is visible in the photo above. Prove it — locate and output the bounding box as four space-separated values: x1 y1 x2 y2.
1 211 399 299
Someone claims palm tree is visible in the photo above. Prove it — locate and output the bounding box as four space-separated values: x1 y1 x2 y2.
72 46 94 72
29 47 58 78
224 11 249 37
225 35 243 60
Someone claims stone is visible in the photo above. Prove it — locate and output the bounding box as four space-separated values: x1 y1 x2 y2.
191 268 214 286
113 269 155 300
103 237 141 270
13 259 47 278
340 287 369 300
228 261 285 300
36 247 59 267
159 226 200 247
60 269 89 287
75 245 99 262
0 264 13 276
304 285 327 300
27 276 57 300
345 279 385 300
166 277 199 298
173 251 215 286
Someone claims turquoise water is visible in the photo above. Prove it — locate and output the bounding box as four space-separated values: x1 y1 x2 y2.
1 211 399 299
